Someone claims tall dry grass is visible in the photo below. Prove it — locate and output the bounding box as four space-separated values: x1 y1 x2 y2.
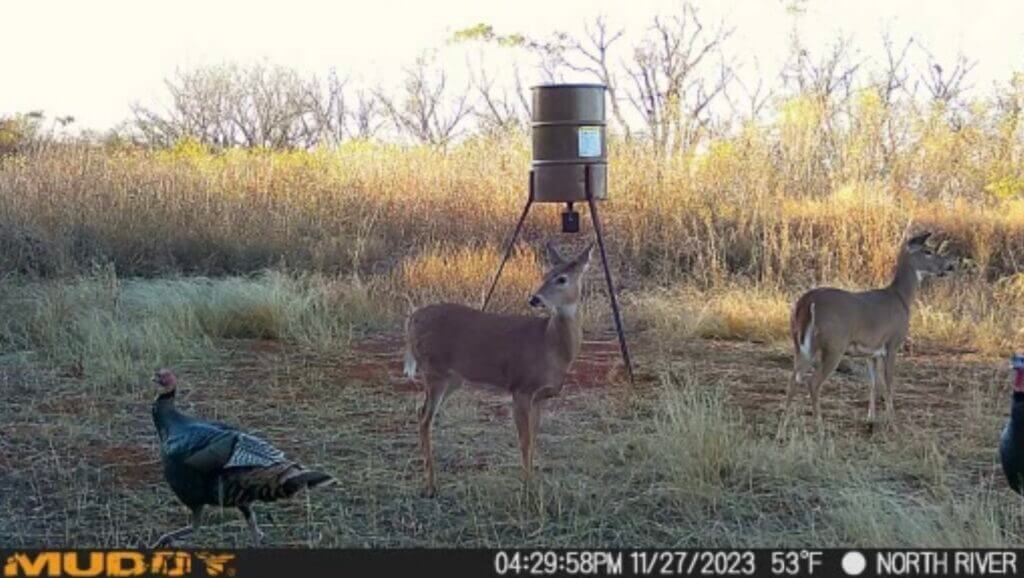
2 106 1023 283
0 269 383 386
0 96 1022 352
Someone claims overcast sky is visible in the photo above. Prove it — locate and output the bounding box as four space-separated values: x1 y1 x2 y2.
2 0 1022 131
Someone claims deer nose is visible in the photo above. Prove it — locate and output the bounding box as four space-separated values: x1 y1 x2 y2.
528 295 542 308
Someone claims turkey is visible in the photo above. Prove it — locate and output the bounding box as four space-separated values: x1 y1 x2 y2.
1000 353 1024 494
150 369 334 547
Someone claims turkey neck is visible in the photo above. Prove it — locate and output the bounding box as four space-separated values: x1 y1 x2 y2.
1010 378 1024 441
152 390 183 440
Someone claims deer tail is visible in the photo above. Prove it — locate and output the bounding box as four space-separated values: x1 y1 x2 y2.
403 314 418 380
798 301 815 358
794 301 816 361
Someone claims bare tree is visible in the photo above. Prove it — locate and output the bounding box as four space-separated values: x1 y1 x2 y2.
877 30 914 106
778 32 862 179
376 53 474 147
133 63 359 149
918 49 976 105
781 35 861 108
468 59 531 135
347 89 386 140
871 31 915 169
451 19 635 136
548 17 633 138
306 69 349 146
624 4 735 153
229 63 319 148
994 73 1024 118
133 64 241 147
725 56 776 123
449 24 531 134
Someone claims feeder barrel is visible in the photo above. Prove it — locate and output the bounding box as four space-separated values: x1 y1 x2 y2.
531 84 608 203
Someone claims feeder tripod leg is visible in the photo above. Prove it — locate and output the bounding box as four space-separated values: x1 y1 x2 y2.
586 192 635 384
482 198 533 312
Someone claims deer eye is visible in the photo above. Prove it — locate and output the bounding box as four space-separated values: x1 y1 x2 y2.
556 276 568 285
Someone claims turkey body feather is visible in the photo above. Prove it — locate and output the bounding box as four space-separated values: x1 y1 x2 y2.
155 397 332 509
1000 392 1024 495
149 375 333 547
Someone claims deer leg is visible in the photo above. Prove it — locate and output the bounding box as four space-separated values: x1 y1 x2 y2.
882 350 897 419
867 358 878 423
529 397 544 473
239 505 263 545
512 392 534 482
810 347 844 432
777 354 802 438
874 356 893 422
150 506 203 548
419 372 454 497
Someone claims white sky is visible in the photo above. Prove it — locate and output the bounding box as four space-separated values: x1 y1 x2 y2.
2 0 1022 132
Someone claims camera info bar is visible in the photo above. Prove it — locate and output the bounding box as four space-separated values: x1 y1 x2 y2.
0 548 1017 578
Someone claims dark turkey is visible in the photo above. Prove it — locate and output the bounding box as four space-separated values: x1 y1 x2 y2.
999 354 1024 494
150 369 334 547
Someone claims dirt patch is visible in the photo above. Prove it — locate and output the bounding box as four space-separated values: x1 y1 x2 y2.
91 444 161 488
37 393 96 415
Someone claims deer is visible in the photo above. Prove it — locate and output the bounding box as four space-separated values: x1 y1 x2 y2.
404 242 593 497
778 231 955 435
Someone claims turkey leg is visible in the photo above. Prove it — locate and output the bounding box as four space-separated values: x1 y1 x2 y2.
239 505 264 545
151 506 203 548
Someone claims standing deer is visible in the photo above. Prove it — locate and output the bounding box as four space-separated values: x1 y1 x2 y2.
405 243 593 497
778 231 955 433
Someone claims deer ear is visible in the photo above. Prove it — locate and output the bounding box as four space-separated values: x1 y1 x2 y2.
545 242 566 266
907 231 932 250
574 243 595 271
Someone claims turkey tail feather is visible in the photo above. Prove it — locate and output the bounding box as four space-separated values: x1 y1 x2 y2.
221 463 334 505
282 469 335 496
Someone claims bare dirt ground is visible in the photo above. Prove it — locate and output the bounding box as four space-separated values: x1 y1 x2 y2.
0 333 1010 547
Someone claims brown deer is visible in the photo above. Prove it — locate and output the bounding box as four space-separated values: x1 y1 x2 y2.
779 231 955 433
404 243 593 496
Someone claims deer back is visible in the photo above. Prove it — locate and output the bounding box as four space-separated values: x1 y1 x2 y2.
407 303 579 394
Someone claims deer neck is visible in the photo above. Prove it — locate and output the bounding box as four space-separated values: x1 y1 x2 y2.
545 304 583 365
887 253 919 313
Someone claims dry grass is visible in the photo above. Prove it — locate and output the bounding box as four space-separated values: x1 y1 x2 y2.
0 271 383 387
1 96 1023 547
2 126 1024 285
1 296 1020 547
629 285 791 347
1 115 1021 353
394 244 543 312
628 279 1020 356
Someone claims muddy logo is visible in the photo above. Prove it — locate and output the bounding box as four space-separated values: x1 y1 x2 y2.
3 551 236 577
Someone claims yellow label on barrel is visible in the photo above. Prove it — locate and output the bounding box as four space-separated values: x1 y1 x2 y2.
577 126 601 158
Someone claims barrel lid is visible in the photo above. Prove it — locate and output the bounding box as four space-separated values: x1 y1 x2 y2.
531 83 607 90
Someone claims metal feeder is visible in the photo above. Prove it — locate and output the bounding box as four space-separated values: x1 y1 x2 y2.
482 83 634 383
